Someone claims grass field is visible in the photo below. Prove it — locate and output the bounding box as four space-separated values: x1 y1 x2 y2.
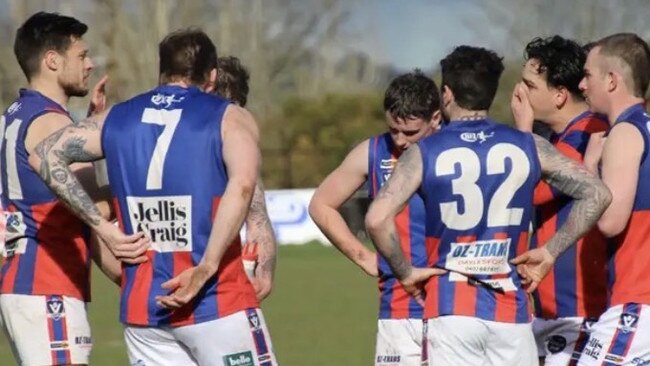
0 243 379 365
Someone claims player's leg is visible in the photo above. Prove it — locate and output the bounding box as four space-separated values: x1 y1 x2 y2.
173 308 277 366
124 325 198 366
578 303 650 365
374 318 423 366
425 315 490 366
0 294 91 366
534 317 589 365
484 320 538 366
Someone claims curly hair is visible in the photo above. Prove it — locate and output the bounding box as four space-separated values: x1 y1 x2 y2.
440 46 504 110
525 36 586 100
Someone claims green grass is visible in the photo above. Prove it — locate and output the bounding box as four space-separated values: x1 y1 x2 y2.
0 243 379 365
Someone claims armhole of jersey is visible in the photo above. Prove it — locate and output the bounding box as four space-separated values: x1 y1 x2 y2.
19 109 69 157
367 137 377 198
100 105 119 158
416 140 428 199
527 133 543 183
618 121 649 165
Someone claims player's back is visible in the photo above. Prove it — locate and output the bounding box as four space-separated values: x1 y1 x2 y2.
102 85 258 327
0 89 90 301
417 118 540 323
607 104 650 306
368 133 426 319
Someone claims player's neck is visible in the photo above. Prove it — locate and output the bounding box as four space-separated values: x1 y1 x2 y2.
29 78 69 109
449 108 488 121
608 95 645 125
547 102 589 133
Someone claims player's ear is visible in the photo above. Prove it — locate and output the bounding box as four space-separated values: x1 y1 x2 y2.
554 87 568 109
430 110 442 131
442 85 454 108
43 50 61 72
204 68 217 93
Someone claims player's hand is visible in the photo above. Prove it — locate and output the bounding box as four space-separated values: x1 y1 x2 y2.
87 75 108 117
399 267 447 306
358 254 379 277
510 247 555 293
511 82 534 133
250 274 273 302
583 132 606 175
96 221 149 264
156 264 216 309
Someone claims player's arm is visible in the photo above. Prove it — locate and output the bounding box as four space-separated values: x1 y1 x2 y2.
595 123 643 237
308 140 377 277
512 135 611 291
89 233 121 285
27 109 148 263
157 105 260 309
365 145 444 303
245 178 277 301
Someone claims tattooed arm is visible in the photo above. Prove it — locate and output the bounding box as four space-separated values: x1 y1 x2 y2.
365 145 445 303
512 134 611 292
245 178 277 301
28 108 148 263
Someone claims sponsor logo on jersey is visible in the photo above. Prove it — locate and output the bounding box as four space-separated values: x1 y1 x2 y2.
223 351 254 366
446 238 511 275
376 355 401 365
151 93 184 108
460 131 494 143
583 338 603 360
49 341 69 350
619 312 639 333
7 102 21 115
127 196 192 252
46 297 65 321
547 335 567 354
247 310 261 331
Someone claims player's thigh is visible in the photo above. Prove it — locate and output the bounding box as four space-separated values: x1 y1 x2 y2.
124 325 198 366
0 294 91 366
375 318 423 366
578 303 650 366
484 320 537 366
534 317 587 366
173 308 277 366
426 315 491 366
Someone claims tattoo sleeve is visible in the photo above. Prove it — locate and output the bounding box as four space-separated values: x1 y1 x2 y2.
245 179 277 279
33 117 105 227
367 145 423 280
534 134 612 258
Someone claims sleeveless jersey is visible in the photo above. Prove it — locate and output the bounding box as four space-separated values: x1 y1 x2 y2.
607 104 650 306
532 111 609 319
417 118 541 323
0 89 90 301
102 85 258 326
368 133 426 319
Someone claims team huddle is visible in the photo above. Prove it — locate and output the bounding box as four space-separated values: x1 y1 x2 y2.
0 10 649 366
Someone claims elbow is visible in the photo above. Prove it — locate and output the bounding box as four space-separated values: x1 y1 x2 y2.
364 207 389 237
598 217 626 238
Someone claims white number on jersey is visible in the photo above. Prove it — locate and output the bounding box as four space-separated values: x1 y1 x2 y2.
435 143 530 230
0 116 24 199
140 108 183 190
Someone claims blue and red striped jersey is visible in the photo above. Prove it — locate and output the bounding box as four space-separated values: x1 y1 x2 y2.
531 111 609 319
0 89 90 301
417 119 541 323
368 133 427 319
103 85 258 327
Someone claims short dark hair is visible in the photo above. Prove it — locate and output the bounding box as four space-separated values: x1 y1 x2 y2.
595 33 650 97
524 36 586 100
440 46 504 110
383 69 440 121
215 56 250 107
14 12 88 80
159 28 217 85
